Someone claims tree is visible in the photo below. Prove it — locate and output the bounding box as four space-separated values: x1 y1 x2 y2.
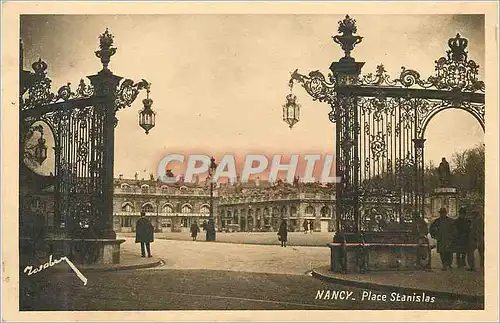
451 144 485 214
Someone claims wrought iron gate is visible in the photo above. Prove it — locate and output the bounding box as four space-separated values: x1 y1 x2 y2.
290 15 485 235
20 29 151 244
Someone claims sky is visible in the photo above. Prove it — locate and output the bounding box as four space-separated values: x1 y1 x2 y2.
20 14 485 180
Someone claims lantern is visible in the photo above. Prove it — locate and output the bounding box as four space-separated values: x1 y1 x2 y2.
282 93 300 129
139 87 155 134
34 136 48 165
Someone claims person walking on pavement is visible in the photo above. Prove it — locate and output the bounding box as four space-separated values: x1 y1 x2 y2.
206 218 216 241
136 212 154 258
302 219 309 234
468 210 484 270
190 221 200 241
278 219 288 247
454 207 470 268
430 207 457 270
309 220 314 234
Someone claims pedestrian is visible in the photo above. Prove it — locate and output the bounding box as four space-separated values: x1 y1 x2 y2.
430 207 457 271
135 212 154 258
454 207 470 268
468 210 484 270
302 219 308 234
309 220 314 234
206 218 216 241
190 221 200 241
278 219 288 247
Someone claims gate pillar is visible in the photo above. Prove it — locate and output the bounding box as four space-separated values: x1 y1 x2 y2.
88 71 123 239
329 16 365 235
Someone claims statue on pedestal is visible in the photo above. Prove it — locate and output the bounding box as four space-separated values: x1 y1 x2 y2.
437 157 452 187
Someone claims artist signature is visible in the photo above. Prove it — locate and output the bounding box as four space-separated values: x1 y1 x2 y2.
24 255 88 285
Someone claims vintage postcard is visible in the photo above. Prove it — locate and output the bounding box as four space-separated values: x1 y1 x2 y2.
2 1 499 322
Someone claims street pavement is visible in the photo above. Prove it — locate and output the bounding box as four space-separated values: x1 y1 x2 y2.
20 236 483 310
118 231 335 246
121 236 330 275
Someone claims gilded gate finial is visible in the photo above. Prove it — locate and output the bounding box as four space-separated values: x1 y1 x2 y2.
95 28 117 73
332 15 363 61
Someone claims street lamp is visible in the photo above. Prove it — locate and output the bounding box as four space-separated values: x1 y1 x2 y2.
208 156 217 241
139 84 155 134
282 85 300 129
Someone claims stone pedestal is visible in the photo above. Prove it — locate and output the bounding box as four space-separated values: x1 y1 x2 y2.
431 187 458 219
21 238 126 266
328 232 429 273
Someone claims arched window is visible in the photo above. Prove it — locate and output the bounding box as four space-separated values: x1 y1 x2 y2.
181 204 192 214
142 203 154 213
272 207 279 217
321 206 330 218
121 202 134 212
200 205 210 214
121 183 130 189
162 204 174 213
305 206 315 215
290 206 297 216
141 184 149 193
280 206 287 217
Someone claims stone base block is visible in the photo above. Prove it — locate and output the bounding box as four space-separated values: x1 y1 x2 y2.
20 238 125 266
329 244 422 273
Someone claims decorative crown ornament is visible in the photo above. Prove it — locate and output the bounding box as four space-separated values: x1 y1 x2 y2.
332 15 363 61
447 33 468 62
32 58 48 75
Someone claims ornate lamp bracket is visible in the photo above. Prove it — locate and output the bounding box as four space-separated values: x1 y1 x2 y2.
115 79 151 111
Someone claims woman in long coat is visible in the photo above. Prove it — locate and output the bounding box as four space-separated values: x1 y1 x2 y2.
278 220 288 247
136 213 154 257
190 221 200 241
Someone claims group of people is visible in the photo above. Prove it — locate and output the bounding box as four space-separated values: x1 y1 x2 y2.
430 207 484 271
302 219 315 234
189 219 216 241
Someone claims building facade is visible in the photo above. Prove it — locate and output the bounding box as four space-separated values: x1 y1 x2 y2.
112 176 216 233
112 176 435 234
217 180 336 232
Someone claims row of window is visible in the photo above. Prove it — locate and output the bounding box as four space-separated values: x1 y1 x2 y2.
222 206 332 218
121 203 210 214
120 183 205 194
120 217 198 228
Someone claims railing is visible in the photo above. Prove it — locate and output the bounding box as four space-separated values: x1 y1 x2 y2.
113 212 211 217
114 187 210 196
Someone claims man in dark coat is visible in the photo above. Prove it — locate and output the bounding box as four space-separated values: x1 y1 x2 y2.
430 207 457 270
278 219 288 247
136 212 154 257
309 220 314 234
454 207 470 268
190 221 200 241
